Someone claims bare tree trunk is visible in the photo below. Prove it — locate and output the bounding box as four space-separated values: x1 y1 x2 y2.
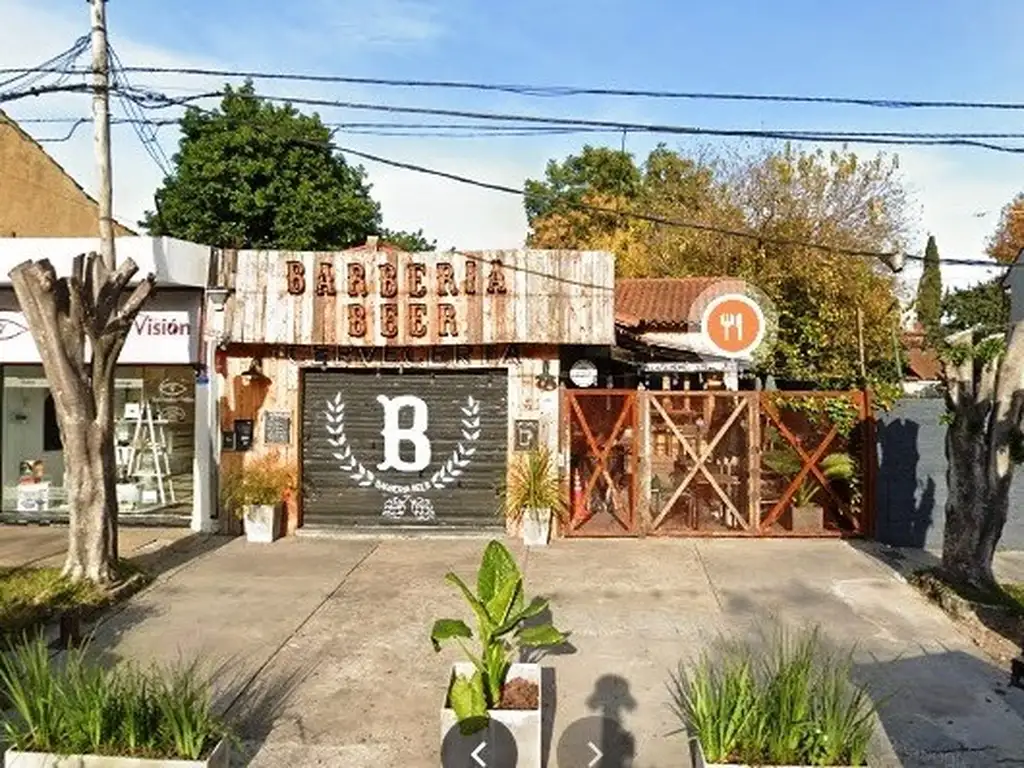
9 255 154 584
942 409 1000 588
940 322 1024 591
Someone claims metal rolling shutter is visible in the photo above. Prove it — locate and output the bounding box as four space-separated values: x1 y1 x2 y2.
301 368 508 529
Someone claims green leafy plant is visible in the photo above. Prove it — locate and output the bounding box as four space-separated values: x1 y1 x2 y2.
430 540 568 734
669 624 877 766
770 395 861 438
0 634 230 759
763 446 859 509
220 454 296 518
499 447 569 526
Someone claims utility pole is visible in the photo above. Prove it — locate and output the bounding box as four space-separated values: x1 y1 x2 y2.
90 0 115 271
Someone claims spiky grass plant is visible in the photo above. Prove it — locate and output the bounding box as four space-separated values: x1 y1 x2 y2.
669 624 877 766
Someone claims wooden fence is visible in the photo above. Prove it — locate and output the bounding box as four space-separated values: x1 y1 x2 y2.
564 389 875 538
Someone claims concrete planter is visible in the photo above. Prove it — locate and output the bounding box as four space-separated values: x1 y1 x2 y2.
789 504 824 533
521 507 552 547
440 662 541 768
242 503 281 543
691 739 860 768
4 740 229 768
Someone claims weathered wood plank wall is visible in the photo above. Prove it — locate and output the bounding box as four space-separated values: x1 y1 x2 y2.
224 248 615 346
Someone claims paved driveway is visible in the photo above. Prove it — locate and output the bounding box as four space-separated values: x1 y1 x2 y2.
85 535 1024 767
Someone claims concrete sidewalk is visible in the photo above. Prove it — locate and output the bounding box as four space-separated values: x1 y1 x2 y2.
0 525 197 570
84 536 1024 768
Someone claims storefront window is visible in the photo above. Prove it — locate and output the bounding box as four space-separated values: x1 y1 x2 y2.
1 365 196 517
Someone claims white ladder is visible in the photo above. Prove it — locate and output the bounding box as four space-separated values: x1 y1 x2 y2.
128 400 176 505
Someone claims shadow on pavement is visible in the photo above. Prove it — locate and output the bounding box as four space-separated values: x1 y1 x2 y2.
848 540 1024 654
856 648 1024 766
126 533 236 581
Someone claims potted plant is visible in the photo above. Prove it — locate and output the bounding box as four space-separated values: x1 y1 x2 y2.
762 448 858 532
220 456 295 543
670 625 877 767
1 635 231 767
500 447 568 547
431 540 568 768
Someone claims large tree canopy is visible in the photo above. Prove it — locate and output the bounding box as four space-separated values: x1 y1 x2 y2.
143 83 428 251
942 277 1009 337
526 143 910 390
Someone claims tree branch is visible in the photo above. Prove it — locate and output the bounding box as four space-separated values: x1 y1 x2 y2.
105 274 156 336
95 257 141 329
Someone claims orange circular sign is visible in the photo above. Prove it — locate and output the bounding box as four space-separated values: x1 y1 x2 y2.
702 294 765 357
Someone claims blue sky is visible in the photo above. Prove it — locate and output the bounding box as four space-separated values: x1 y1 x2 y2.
5 0 1024 294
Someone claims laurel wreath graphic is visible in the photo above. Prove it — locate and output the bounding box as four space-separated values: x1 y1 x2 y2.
324 393 480 493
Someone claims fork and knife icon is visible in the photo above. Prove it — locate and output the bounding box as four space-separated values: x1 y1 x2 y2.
719 312 744 342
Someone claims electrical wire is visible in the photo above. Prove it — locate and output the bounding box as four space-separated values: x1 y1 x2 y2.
111 85 1024 154
5 63 1024 112
21 114 1024 142
107 44 173 176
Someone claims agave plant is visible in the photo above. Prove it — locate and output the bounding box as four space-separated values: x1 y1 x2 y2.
499 447 568 526
430 540 568 733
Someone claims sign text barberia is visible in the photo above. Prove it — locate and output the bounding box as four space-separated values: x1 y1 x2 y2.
285 257 509 339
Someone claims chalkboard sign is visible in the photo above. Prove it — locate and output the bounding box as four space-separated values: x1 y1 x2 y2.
514 420 539 452
234 419 254 451
221 430 235 451
264 411 291 444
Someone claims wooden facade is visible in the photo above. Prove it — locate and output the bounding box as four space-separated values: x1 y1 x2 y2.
222 247 615 347
213 244 616 534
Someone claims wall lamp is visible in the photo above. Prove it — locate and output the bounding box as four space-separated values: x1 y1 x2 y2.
535 360 558 392
206 287 231 311
240 358 268 385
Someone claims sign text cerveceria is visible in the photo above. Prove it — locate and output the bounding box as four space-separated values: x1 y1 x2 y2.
285 258 508 339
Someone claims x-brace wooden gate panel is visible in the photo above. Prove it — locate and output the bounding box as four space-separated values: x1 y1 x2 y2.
565 390 638 537
648 393 755 534
759 397 864 534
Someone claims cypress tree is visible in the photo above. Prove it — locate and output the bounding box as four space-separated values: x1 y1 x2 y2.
917 235 943 344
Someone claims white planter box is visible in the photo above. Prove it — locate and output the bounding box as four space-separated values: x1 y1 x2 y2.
521 508 551 547
243 503 281 543
5 740 229 768
692 739 860 768
440 662 541 768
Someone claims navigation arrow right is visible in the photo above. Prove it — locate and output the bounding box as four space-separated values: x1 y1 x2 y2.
587 741 603 767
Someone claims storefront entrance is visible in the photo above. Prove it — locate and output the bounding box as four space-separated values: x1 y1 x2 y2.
300 368 508 529
0 366 197 521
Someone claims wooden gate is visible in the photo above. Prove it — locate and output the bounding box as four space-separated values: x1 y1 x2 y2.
647 392 757 534
564 390 639 536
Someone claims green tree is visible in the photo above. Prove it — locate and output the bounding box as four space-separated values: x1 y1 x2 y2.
379 228 436 252
525 143 909 391
916 235 943 343
942 277 1009 336
143 82 404 250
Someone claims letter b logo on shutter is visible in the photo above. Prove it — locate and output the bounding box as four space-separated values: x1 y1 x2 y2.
376 395 432 472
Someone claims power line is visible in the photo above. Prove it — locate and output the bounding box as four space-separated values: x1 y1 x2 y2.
113 86 1024 154
333 144 1020 270
10 82 1024 153
19 113 1024 142
5 64 1024 112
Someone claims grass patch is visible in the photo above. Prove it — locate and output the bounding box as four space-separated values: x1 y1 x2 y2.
0 562 150 643
669 624 877 766
910 568 1024 619
0 634 231 759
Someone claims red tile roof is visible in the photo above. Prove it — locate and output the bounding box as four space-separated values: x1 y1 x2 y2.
615 277 747 329
901 327 942 380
